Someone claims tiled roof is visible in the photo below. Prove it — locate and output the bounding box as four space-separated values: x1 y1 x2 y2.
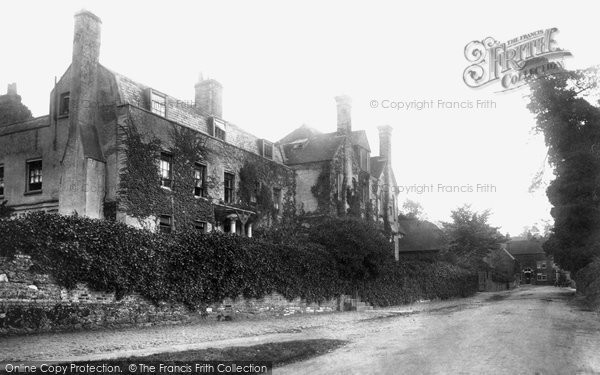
280 128 372 165
282 133 344 165
0 115 50 136
102 65 284 163
278 124 322 144
507 239 545 255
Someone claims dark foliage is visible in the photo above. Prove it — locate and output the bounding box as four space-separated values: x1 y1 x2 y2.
0 95 33 126
527 67 600 273
0 213 477 308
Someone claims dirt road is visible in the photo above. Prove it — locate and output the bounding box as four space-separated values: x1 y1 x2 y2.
1 286 599 374
280 286 600 375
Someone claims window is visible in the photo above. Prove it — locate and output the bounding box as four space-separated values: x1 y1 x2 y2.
0 164 4 197
541 261 547 269
26 160 42 192
194 163 207 197
224 172 234 203
250 182 259 204
151 91 166 117
208 117 226 141
59 92 70 116
261 140 273 159
194 220 207 232
273 188 282 212
158 215 172 234
159 153 173 188
536 273 547 281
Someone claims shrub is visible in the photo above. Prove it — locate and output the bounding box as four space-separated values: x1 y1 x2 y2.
0 212 477 308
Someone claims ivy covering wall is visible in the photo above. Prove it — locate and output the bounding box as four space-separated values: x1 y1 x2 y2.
0 213 478 308
117 111 295 230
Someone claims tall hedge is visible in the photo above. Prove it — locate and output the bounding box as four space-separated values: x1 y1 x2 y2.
0 213 476 308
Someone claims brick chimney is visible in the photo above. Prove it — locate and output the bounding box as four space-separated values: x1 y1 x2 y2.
59 10 105 219
6 83 17 96
195 76 223 118
70 10 101 122
335 95 352 134
378 125 393 162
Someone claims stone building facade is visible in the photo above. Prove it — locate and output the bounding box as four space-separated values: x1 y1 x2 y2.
0 10 402 254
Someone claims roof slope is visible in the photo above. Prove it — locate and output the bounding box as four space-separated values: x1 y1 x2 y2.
0 115 50 136
280 127 371 165
507 239 546 255
282 133 344 165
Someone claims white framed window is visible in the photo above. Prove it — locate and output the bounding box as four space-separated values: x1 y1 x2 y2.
160 153 172 188
26 159 43 193
208 117 226 141
260 140 273 159
151 90 166 117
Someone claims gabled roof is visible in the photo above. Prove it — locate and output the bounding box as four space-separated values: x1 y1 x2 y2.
279 126 372 166
282 132 344 165
351 130 370 152
278 124 322 144
507 239 546 255
370 156 386 179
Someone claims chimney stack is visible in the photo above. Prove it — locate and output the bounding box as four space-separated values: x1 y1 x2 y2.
378 125 393 162
335 95 352 134
7 83 17 96
195 76 223 118
70 9 102 129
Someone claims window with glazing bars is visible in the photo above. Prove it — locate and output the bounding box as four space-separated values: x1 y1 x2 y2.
160 153 172 187
27 160 42 192
194 163 207 197
224 172 234 203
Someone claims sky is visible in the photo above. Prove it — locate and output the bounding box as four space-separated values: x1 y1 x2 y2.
2 0 599 235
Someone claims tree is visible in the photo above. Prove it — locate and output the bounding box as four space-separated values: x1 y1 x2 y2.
0 95 33 126
400 199 426 220
526 66 600 274
306 216 392 285
441 205 506 268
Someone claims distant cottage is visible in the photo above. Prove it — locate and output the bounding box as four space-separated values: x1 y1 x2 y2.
0 10 404 258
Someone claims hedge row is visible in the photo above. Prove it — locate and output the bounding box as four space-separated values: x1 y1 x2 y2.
575 258 600 310
0 213 477 308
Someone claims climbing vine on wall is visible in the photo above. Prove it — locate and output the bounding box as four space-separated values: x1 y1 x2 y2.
118 123 215 230
311 163 333 214
118 124 168 223
238 161 277 224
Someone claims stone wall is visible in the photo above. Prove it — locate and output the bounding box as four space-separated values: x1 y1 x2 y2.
0 255 345 335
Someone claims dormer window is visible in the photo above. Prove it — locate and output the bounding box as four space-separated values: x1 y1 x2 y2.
208 117 226 141
151 90 166 117
260 140 273 159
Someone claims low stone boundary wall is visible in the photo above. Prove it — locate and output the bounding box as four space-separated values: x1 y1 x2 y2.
0 255 347 335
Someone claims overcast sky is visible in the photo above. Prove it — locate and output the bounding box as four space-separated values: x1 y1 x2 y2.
3 0 598 235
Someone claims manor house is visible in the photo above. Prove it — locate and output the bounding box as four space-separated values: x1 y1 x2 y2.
0 10 404 257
